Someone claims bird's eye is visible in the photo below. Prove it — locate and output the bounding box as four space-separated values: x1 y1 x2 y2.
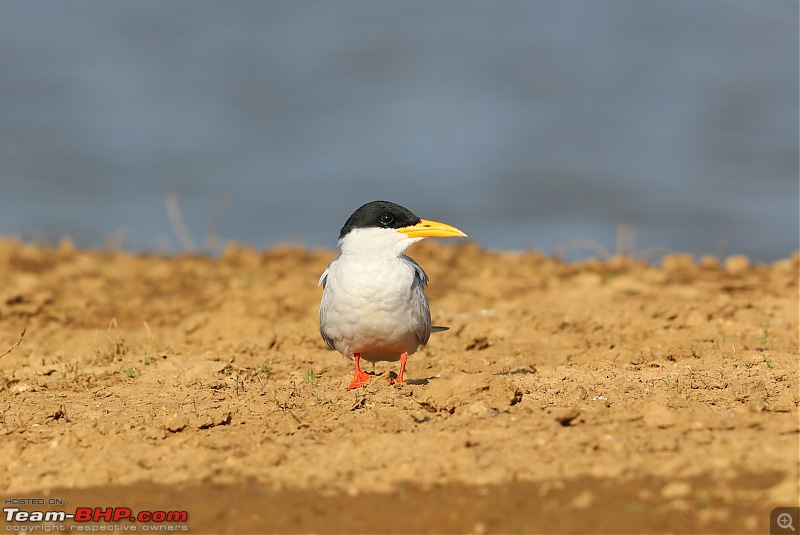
379 213 394 226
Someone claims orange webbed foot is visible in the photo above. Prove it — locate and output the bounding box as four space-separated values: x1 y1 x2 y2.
346 353 371 390
384 373 404 386
384 352 409 385
347 370 371 390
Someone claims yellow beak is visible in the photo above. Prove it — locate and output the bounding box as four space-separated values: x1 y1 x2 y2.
399 219 467 239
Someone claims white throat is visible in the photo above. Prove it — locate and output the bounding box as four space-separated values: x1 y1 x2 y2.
339 227 423 257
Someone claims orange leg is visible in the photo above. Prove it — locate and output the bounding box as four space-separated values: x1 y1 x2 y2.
397 352 408 383
346 353 371 390
386 352 409 385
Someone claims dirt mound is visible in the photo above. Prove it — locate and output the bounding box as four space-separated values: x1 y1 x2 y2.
0 238 797 533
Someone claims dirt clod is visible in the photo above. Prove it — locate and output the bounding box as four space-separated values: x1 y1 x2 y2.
552 405 581 426
661 481 692 499
642 402 678 429
724 254 751 274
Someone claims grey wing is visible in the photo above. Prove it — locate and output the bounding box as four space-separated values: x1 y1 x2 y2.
406 256 432 347
404 255 429 286
317 263 336 350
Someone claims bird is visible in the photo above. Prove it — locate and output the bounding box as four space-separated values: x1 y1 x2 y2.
318 200 467 390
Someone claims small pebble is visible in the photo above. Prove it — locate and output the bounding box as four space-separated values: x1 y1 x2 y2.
466 400 494 418
564 385 588 405
570 490 594 509
747 399 766 413
164 414 189 433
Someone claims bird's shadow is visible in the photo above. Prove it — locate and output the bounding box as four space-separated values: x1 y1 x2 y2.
405 376 437 386
381 371 438 386
364 370 438 386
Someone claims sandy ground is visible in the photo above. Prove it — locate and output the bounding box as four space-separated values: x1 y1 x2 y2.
0 237 798 534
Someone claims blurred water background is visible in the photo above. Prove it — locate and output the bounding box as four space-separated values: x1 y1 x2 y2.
0 1 797 262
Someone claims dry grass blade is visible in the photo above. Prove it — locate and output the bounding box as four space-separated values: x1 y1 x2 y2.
0 327 26 359
553 238 611 260
204 192 233 252
165 191 196 251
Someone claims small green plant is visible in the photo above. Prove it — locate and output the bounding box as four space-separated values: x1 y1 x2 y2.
313 392 333 405
122 366 137 378
229 375 245 394
763 356 773 369
577 457 590 472
275 385 297 410
757 329 770 346
698 492 716 509
253 362 272 377
745 360 753 377
303 369 317 384
68 367 93 392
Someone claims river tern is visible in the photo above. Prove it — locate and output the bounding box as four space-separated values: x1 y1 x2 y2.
318 201 467 389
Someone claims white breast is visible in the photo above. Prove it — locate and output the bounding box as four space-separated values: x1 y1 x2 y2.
319 253 427 362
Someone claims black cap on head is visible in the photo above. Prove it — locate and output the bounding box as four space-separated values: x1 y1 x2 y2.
339 201 421 240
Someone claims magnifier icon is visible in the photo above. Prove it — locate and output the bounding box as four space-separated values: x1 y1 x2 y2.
778 512 796 532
